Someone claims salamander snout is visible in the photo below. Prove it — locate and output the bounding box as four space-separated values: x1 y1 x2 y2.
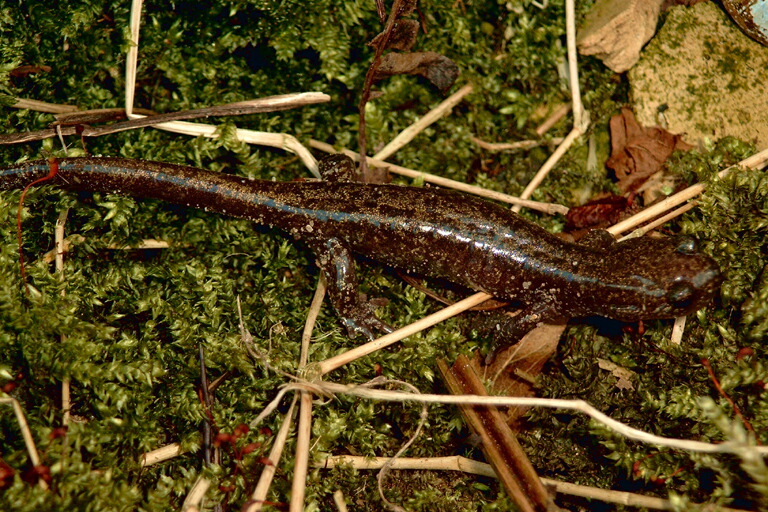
603 236 723 320
665 265 722 313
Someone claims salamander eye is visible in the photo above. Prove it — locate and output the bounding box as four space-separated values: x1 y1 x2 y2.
667 281 695 310
676 237 697 255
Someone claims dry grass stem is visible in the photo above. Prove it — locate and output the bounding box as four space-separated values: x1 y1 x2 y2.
295 380 768 455
132 120 321 177
535 103 571 136
280 275 329 510
0 397 47 489
315 292 492 375
181 475 210 512
125 0 143 116
301 275 327 368
565 0 584 128
332 490 348 512
512 125 584 213
12 98 78 114
140 443 182 467
289 391 314 512
471 136 564 152
608 146 768 236
318 454 496 476
245 395 298 512
310 140 569 215
373 84 474 161
77 93 331 138
375 380 429 512
512 0 587 214
671 315 686 345
43 237 170 264
617 203 696 241
317 456 750 511
55 209 71 426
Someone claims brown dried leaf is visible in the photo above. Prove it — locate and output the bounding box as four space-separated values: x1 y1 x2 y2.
566 194 629 230
373 51 460 92
369 19 420 51
10 65 52 78
606 107 692 193
474 321 566 426
395 0 418 18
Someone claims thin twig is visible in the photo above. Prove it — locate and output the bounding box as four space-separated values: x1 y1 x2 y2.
125 0 143 117
373 84 474 162
565 0 584 129
511 0 588 213
245 395 298 512
357 0 407 177
310 140 569 215
670 315 687 345
0 397 47 489
535 103 570 136
144 121 322 178
702 359 757 436
43 237 171 264
332 490 349 512
287 274 327 511
82 94 331 138
140 443 182 467
471 136 564 152
0 126 78 145
316 455 751 512
289 391 313 512
55 209 71 427
314 292 491 375
53 107 155 126
12 98 79 114
257 380 768 456
198 345 213 466
182 476 211 512
608 147 768 236
511 125 584 213
617 203 696 241
301 274 326 368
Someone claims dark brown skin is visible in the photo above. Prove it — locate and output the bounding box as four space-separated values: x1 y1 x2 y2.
0 157 722 343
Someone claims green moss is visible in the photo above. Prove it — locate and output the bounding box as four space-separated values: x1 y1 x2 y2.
0 0 766 510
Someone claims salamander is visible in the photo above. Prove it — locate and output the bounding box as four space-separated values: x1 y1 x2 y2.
0 156 722 348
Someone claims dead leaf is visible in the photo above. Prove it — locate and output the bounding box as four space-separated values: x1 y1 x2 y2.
606 107 692 193
473 321 566 425
10 65 52 78
597 358 637 390
373 51 460 92
566 194 629 230
369 19 420 51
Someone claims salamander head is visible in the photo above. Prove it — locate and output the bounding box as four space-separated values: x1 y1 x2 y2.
598 236 722 321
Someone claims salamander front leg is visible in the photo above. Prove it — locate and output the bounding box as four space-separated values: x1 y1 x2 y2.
311 238 394 339
485 302 559 364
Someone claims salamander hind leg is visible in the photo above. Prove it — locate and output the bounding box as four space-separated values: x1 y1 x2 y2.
310 237 394 339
